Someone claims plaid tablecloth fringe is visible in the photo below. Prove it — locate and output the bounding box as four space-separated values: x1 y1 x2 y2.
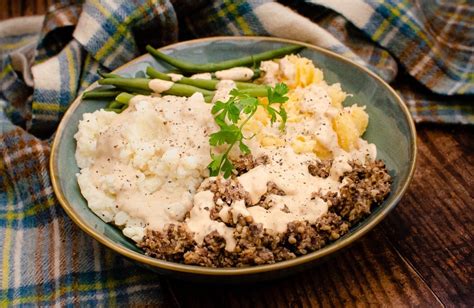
0 0 472 305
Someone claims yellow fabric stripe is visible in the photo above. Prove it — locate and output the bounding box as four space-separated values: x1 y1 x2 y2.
372 2 407 41
90 0 115 59
0 197 55 220
215 5 229 23
224 2 252 34
3 256 151 305
1 160 13 298
235 16 252 35
374 1 433 48
1 36 36 51
9 280 115 305
207 2 252 35
457 82 473 95
31 102 68 112
0 64 13 80
104 252 117 306
80 54 94 90
92 241 104 298
66 47 77 92
93 1 147 60
414 104 472 111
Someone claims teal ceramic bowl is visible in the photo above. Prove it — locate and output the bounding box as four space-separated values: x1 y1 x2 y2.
51 37 416 282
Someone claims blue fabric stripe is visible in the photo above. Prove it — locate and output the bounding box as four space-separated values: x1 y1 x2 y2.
80 2 137 69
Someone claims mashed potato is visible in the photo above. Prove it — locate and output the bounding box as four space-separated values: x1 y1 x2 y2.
75 93 216 241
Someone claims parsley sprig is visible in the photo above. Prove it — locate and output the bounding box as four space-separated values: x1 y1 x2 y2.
208 83 289 178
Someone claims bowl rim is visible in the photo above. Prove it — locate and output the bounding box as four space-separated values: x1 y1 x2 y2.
50 36 417 276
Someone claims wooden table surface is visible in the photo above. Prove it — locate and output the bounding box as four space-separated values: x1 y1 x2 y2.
2 2 472 307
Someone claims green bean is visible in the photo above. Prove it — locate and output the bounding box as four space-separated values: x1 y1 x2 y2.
82 89 122 100
84 84 150 97
164 83 214 97
146 67 172 81
146 45 304 73
104 93 139 113
106 100 132 113
146 67 217 90
116 93 134 105
239 87 269 97
97 75 270 106
204 95 213 103
108 101 124 109
95 70 152 95
146 67 262 90
98 70 121 79
98 78 151 90
113 86 151 95
180 78 218 90
234 81 261 89
98 77 214 97
104 106 122 113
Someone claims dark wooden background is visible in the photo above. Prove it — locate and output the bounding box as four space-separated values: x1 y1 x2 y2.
2 2 472 307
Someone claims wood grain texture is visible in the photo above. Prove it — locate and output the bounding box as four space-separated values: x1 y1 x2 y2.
0 0 58 19
1 2 473 307
381 124 473 307
167 230 444 307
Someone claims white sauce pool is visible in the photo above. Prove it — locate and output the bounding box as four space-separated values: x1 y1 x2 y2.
167 73 183 82
148 79 173 93
215 67 254 81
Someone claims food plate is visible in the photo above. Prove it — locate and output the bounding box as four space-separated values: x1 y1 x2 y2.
50 36 416 282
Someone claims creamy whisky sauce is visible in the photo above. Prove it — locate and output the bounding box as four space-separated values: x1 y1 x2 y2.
167 73 183 82
215 67 254 81
190 73 212 80
148 79 173 93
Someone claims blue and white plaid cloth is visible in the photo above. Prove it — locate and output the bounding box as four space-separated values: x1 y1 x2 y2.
1 0 472 305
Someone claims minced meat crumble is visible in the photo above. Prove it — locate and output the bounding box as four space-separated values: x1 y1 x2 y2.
138 159 391 267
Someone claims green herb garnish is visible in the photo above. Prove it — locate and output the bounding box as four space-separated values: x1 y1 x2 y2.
208 83 289 178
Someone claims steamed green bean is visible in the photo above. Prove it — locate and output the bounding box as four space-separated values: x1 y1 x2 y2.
146 44 304 73
146 67 262 90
